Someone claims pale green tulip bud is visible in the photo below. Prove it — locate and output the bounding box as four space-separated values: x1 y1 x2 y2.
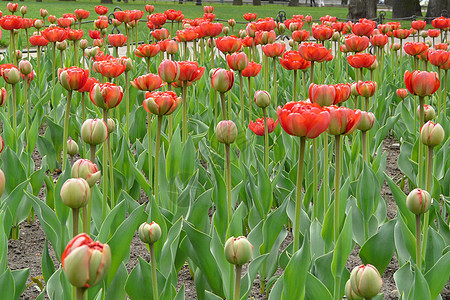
60 178 90 209
224 236 253 266
138 222 162 245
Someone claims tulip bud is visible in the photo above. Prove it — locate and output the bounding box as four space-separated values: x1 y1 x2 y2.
93 38 103 48
421 31 428 38
358 111 375 132
417 104 435 122
57 40 68 51
367 59 378 71
67 138 79 156
79 39 88 50
278 23 286 34
81 119 108 146
20 6 27 15
19 60 33 75
305 15 312 23
183 23 190 29
223 26 230 35
332 32 340 41
0 169 5 198
396 88 407 99
289 39 295 48
158 60 180 83
391 43 401 51
406 188 431 215
34 19 44 29
60 178 90 209
2 67 21 85
107 119 116 133
420 121 444 147
228 19 236 27
112 19 121 27
48 15 56 24
350 264 383 298
345 280 363 300
40 9 49 18
254 90 271 108
351 83 359 96
224 236 253 266
0 87 7 107
239 29 246 39
138 222 162 245
72 159 101 188
216 120 238 145
62 233 111 289
211 68 234 93
289 23 299 32
15 50 22 60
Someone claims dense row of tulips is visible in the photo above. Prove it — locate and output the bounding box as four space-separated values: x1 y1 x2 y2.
0 2 448 300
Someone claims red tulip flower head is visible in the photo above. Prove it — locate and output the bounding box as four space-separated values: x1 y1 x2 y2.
145 5 155 14
29 34 49 47
327 106 362 135
135 43 160 58
312 25 334 41
58 66 89 91
108 34 127 48
227 52 249 71
298 43 332 62
404 70 440 96
204 6 214 13
352 22 374 36
277 101 330 138
244 13 257 22
152 28 169 41
211 68 235 93
347 53 376 69
432 16 450 30
94 59 126 78
159 60 180 83
216 36 242 54
78 77 99 93
262 42 286 57
309 83 336 106
165 9 183 21
370 34 388 48
249 118 278 136
75 9 90 20
242 61 262 77
149 13 167 28
0 15 23 30
177 27 198 42
356 81 377 98
66 29 84 42
0 87 7 107
393 29 411 39
200 22 223 38
428 49 450 67
159 39 178 54
292 30 310 43
345 34 369 53
404 42 429 57
131 74 164 91
90 82 123 110
396 88 407 99
428 29 440 38
411 20 426 31
95 6 108 16
280 51 311 70
178 61 205 82
42 26 67 43
143 91 181 116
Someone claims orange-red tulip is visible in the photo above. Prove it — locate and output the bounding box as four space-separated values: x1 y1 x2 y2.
327 106 361 135
242 61 262 77
211 68 235 93
131 74 164 91
249 118 278 136
262 42 285 58
428 49 450 67
292 30 310 43
280 50 311 70
298 42 332 62
143 91 181 115
347 53 376 69
216 36 242 54
411 20 426 31
404 42 428 57
90 82 123 109
58 66 89 91
404 70 440 96
135 43 160 58
108 34 127 47
95 6 108 15
227 52 249 71
345 34 369 52
243 13 257 22
370 34 388 48
356 81 377 98
312 25 333 41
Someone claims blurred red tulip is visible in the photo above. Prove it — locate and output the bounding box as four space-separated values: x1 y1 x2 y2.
95 5 108 16
393 29 410 39
145 5 154 14
432 16 450 30
347 53 376 69
262 42 285 57
149 13 167 28
178 61 205 82
428 49 450 67
396 88 408 99
227 52 249 71
78 77 99 93
243 13 257 22
356 81 377 98
42 26 67 42
152 28 169 41
165 9 182 21
177 27 198 42
143 91 181 116
428 29 440 38
280 51 311 71
58 66 89 91
216 36 242 54
94 59 126 78
312 25 333 41
135 43 160 58
292 30 310 43
411 20 426 31
108 34 127 47
0 15 23 30
200 22 223 38
249 118 278 136
352 22 374 36
29 34 49 46
298 42 332 62
370 34 388 48
211 68 234 93
67 29 84 41
404 42 429 57
242 61 262 77
131 74 164 91
75 9 90 20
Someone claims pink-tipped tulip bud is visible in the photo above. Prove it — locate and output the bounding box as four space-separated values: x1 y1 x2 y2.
239 29 246 39
158 60 180 83
107 119 115 133
20 6 27 15
90 83 123 110
289 23 299 32
358 111 375 132
120 57 133 72
2 67 20 85
254 90 271 108
216 120 238 145
67 138 79 156
421 31 428 38
211 68 235 93
79 39 88 50
356 81 377 98
40 9 49 18
406 188 431 215
0 87 7 107
72 159 101 187
351 83 359 96
391 43 401 51
367 59 378 71
417 104 435 122
332 32 340 41
224 236 253 266
60 178 90 209
56 40 68 51
228 19 236 27
62 233 111 288
345 280 363 300
34 19 44 29
14 49 22 60
93 39 103 48
19 60 33 75
278 23 286 34
396 88 407 99
81 119 108 146
223 26 230 35
227 52 248 71
0 169 5 198
420 121 444 147
350 264 383 298
138 222 162 245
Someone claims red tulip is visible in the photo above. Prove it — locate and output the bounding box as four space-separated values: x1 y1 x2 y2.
108 34 127 48
255 18 276 31
404 42 428 57
131 74 164 91
227 52 249 71
386 22 401 31
149 13 167 28
178 61 205 82
94 5 108 16
396 88 407 99
94 18 108 30
58 66 89 91
356 81 377 98
262 42 285 58
159 39 178 54
334 83 352 104
216 36 242 54
42 27 67 43
411 20 426 31
145 5 155 14
298 42 332 62
135 43 160 58
22 18 32 29
66 29 84 41
292 30 310 43
200 22 223 38
243 13 257 22
370 34 388 48
345 34 369 52
404 70 440 96
327 106 361 136
90 82 123 109
435 43 448 50
309 83 336 106
29 34 49 47
393 29 410 39
152 28 169 41
242 61 262 77
249 118 278 136
255 30 276 45
352 22 374 36
158 60 180 83
7 2 18 13
428 29 440 38
165 9 183 21
89 29 101 40
57 17 72 28
347 53 376 69
75 9 90 20
204 6 214 13
143 91 181 116
277 101 330 138
177 27 198 42
428 49 450 67
1 64 20 85
78 77 99 93
0 87 7 107
280 51 311 71
114 10 133 23
431 16 450 30
94 59 126 78
312 25 333 41
211 68 235 93
0 15 23 30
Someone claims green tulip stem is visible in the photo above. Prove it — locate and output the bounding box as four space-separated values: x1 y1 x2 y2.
183 41 188 61
25 28 29 60
10 30 16 65
220 92 227 121
438 69 442 120
421 146 433 267
125 71 130 141
415 214 422 270
239 71 244 126
154 116 162 205
171 20 174 40
418 96 425 188
334 135 341 243
125 25 130 58
182 82 188 143
323 132 329 220
226 143 232 226
76 287 86 300
146 57 151 74
263 108 269 172
83 145 96 235
147 112 153 191
62 90 72 171
149 243 159 300
443 70 448 122
248 77 252 122
72 208 79 238
302 70 307 100
52 42 57 122
362 131 368 163
293 136 306 252
200 38 205 65
210 37 215 70
81 92 86 123
293 69 298 102
167 84 173 141
37 46 41 84
24 80 29 154
264 55 269 91
107 130 114 207
273 58 278 108
73 40 78 67
310 61 315 85
102 109 109 220
60 49 64 70
193 40 198 61
312 139 318 219
234 265 242 300
135 26 138 53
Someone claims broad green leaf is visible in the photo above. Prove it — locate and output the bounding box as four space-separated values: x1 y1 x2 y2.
305 272 332 300
240 254 268 300
166 126 182 183
11 268 29 300
407 264 431 300
180 135 196 184
0 269 14 299
105 262 128 300
41 239 55 283
331 209 353 278
424 251 450 300
125 257 166 300
385 174 415 232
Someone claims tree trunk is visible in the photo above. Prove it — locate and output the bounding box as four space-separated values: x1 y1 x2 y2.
347 0 378 20
100 0 113 3
253 0 261 5
341 0 348 4
392 0 422 18
233 0 243 5
289 0 299 6
426 0 450 20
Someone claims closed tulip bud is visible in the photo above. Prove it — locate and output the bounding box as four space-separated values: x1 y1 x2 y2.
223 26 230 35
228 19 236 27
60 178 90 209
72 159 101 187
67 138 79 156
278 23 286 34
138 222 162 244
81 119 108 146
350 264 383 298
40 9 49 18
0 87 7 107
417 104 435 122
406 188 431 215
2 67 21 85
367 59 378 71
396 88 407 99
158 60 180 83
345 280 363 300
62 234 111 289
19 60 33 75
351 83 358 96
289 39 294 48
332 32 340 41
211 68 234 93
0 169 5 198
15 50 22 60
34 19 44 29
254 90 271 108
93 38 103 48
216 120 238 144
289 23 299 32
20 6 27 15
224 236 253 266
56 40 68 51
420 121 444 147
391 43 401 51
107 119 116 133
79 39 88 50
239 29 246 39
358 111 375 131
